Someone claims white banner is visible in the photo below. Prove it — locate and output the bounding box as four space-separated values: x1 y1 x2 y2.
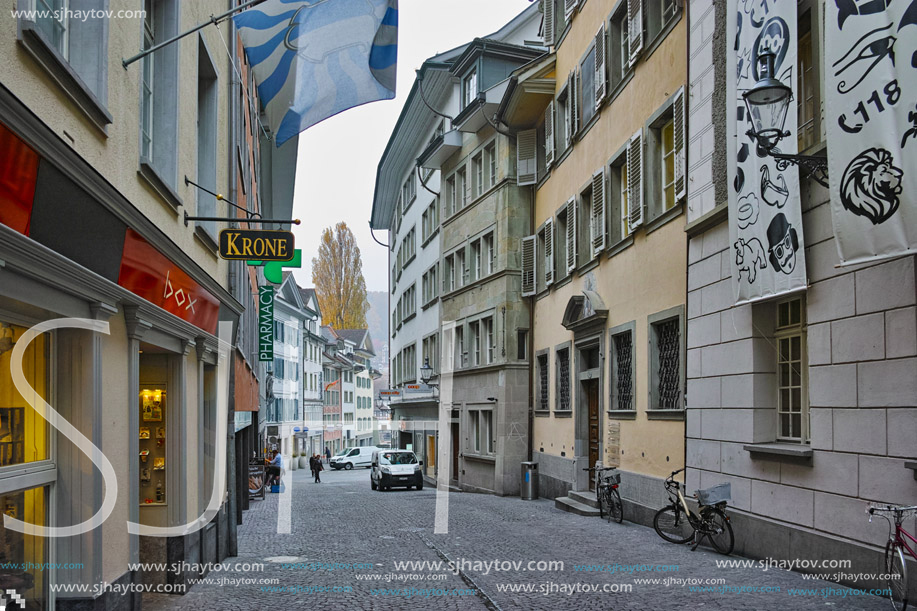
826 1 917 265
727 0 808 304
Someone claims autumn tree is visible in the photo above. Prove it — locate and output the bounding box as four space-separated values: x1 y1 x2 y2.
311 222 369 329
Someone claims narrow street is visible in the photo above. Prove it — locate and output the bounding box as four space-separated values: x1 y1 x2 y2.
144 467 889 610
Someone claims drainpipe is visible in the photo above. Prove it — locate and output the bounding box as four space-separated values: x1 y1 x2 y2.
682 0 691 477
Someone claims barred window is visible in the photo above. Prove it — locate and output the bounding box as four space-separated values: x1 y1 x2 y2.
612 331 634 410
537 353 549 410
654 319 680 409
556 348 571 411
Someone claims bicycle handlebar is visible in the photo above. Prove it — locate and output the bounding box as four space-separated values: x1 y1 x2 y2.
869 505 917 514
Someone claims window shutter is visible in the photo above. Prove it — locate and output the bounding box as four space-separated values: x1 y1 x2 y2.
517 129 538 186
563 74 572 149
627 129 644 231
543 0 555 46
673 86 686 202
566 197 577 273
521 235 537 296
545 217 555 286
564 0 577 20
594 24 607 109
545 102 555 169
592 168 606 254
570 70 579 138
628 0 643 65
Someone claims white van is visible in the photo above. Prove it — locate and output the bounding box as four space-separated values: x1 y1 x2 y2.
330 446 379 470
370 449 423 491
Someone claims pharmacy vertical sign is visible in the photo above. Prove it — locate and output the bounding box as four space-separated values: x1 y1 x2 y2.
259 286 274 362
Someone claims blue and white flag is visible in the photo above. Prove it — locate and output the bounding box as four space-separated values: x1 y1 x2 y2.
235 0 398 146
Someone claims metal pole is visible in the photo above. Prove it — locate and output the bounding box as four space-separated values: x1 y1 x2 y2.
183 212 301 226
122 0 267 68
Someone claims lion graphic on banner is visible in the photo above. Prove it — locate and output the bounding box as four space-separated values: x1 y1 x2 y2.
840 147 904 225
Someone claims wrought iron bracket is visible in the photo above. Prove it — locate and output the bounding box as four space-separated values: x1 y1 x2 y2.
771 151 829 189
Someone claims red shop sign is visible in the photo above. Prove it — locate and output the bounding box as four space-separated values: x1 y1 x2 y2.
118 228 220 334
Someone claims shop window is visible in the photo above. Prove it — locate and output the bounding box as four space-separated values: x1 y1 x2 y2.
0 322 50 467
0 485 49 608
139 387 167 505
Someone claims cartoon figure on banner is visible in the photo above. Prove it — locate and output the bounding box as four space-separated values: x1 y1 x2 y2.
737 193 760 229
835 0 894 30
753 18 790 79
735 237 767 283
742 0 772 28
839 147 904 224
760 166 789 208
766 213 799 274
832 24 896 94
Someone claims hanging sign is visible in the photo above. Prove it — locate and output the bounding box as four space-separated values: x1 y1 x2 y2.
727 0 808 304
219 229 294 261
258 286 274 362
826 1 917 265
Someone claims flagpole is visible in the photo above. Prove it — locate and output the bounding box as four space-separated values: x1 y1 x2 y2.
122 0 267 69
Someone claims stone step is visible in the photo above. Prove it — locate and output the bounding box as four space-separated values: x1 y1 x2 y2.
555 496 601 517
568 490 600 509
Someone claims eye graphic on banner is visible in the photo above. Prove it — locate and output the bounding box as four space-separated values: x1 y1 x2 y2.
827 0 917 264
839 148 904 224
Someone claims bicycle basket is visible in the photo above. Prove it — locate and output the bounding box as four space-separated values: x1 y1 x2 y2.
696 483 731 506
602 473 621 485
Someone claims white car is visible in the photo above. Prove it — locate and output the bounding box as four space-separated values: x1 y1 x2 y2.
330 446 378 470
370 450 423 491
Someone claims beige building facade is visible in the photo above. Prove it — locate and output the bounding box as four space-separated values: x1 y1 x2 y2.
500 0 688 518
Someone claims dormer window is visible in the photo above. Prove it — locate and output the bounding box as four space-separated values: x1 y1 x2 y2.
462 69 478 109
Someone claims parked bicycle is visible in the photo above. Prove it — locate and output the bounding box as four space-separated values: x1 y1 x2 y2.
868 503 917 610
653 468 734 555
583 465 624 523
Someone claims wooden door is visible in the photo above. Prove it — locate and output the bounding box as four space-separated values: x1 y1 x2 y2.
587 380 600 490
451 422 460 480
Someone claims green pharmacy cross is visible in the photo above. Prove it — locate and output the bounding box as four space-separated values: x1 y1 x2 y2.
248 249 302 284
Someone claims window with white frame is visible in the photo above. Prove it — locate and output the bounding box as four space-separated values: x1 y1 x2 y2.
422 263 439 306
646 90 685 222
139 0 180 188
401 172 416 213
483 231 495 275
797 3 821 151
456 248 467 287
473 153 484 198
455 325 466 368
470 238 482 282
463 69 478 108
579 46 597 126
557 82 571 151
776 298 808 442
446 175 456 216
469 409 494 454
422 333 438 374
609 4 630 90
483 316 494 364
646 0 679 43
444 254 455 293
607 150 630 246
485 142 497 187
457 167 468 209
196 40 219 239
469 321 481 366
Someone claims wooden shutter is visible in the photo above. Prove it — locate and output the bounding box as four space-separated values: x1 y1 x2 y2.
570 70 579 138
545 102 555 169
594 24 607 109
565 197 577 273
545 217 555 286
563 74 572 149
564 0 577 20
673 86 686 202
543 0 555 46
627 129 644 231
517 129 537 186
628 0 643 65
521 235 537 296
592 168 606 254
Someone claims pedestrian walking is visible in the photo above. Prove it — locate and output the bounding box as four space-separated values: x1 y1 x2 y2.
313 454 323 483
324 446 331 464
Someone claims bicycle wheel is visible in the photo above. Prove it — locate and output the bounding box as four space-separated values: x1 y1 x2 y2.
654 505 694 544
703 507 734 555
597 485 611 520
885 539 909 611
608 487 624 524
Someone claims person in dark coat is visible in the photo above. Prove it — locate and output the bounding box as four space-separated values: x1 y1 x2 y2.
308 454 317 481
325 446 331 464
313 454 323 483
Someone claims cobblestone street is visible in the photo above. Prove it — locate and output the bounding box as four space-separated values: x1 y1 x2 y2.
144 467 891 610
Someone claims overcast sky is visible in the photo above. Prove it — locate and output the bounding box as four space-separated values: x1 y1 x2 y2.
289 0 535 293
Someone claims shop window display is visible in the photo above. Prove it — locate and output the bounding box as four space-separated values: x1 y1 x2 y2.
139 387 167 505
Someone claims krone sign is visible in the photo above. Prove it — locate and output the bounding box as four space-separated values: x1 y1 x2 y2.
219 229 294 261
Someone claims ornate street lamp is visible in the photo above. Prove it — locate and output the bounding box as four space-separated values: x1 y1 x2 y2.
420 357 435 386
742 52 829 188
